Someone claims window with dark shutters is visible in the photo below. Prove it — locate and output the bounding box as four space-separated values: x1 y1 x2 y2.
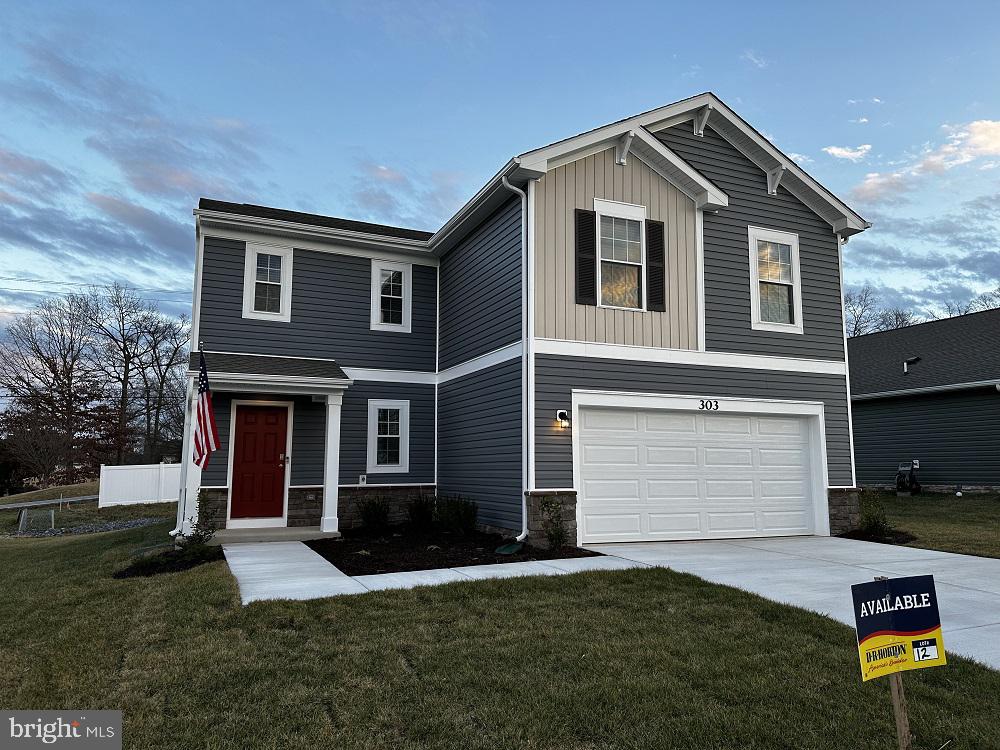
575 208 597 306
645 219 666 312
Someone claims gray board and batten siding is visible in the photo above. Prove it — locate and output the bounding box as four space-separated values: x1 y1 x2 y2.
198 236 437 371
438 196 523 370
437 357 523 530
655 124 846 361
533 354 853 489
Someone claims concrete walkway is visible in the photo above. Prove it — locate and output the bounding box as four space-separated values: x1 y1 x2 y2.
591 536 1000 670
223 542 643 605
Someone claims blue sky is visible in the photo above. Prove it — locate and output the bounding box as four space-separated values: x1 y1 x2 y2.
2 0 999 320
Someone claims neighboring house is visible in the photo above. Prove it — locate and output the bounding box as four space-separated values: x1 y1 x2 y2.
174 91 871 545
848 310 1000 490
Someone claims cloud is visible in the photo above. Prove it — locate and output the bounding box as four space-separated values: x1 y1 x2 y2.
785 152 812 165
822 144 872 161
0 148 77 199
347 159 464 230
848 97 884 105
850 117 869 124
741 50 768 68
850 119 1000 205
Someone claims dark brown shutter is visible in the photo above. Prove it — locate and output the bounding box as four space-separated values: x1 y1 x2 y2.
645 219 666 312
575 209 598 306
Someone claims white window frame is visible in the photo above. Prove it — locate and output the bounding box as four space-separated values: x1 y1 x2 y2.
748 225 803 335
370 259 412 333
594 198 647 312
366 399 410 473
242 243 293 322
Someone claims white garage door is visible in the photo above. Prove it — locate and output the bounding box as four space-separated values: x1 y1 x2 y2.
578 406 817 543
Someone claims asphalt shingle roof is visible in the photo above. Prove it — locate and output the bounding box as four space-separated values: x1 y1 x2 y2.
848 308 1000 396
198 198 434 242
190 351 349 382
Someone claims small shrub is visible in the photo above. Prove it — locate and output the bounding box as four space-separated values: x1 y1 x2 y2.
358 497 391 533
407 495 435 530
859 495 893 539
539 497 569 549
434 495 478 535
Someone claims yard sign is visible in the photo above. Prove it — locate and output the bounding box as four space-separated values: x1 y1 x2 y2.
851 574 946 682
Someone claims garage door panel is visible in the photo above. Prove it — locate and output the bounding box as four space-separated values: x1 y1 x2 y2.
582 444 639 465
644 413 697 433
578 406 818 543
647 513 701 534
703 447 753 467
704 479 756 500
646 446 698 467
706 511 758 533
702 416 752 435
646 479 700 500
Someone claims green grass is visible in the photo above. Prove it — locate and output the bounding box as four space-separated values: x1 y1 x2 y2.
0 500 176 535
1 526 998 749
875 491 1000 559
0 481 100 504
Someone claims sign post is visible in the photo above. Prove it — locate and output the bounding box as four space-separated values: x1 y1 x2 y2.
851 574 946 750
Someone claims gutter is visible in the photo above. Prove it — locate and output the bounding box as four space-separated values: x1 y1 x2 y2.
501 172 531 542
852 379 1000 401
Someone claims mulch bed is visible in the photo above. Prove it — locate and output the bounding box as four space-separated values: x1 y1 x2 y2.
838 529 918 545
306 527 599 576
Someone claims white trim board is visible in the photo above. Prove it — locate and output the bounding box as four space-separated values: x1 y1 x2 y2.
534 338 847 375
852 379 1000 401
569 389 831 544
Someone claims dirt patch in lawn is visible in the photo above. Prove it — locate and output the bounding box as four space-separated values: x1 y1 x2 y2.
306 528 599 576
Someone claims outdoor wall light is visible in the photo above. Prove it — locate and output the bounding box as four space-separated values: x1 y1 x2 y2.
556 409 571 428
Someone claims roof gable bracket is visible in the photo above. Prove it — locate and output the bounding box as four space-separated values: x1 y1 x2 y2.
615 130 635 165
766 165 786 196
693 104 713 136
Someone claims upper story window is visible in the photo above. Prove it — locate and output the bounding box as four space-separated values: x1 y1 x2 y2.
595 199 646 311
366 399 410 473
370 259 412 333
748 226 803 334
242 243 293 322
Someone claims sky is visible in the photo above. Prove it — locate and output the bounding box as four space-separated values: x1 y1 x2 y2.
1 0 999 321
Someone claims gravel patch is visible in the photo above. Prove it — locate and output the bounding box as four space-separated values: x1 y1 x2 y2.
7 518 165 538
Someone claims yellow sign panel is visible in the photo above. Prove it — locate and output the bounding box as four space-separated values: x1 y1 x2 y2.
851 575 947 682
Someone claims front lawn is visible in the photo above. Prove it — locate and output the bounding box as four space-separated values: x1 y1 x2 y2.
876 491 1000 559
2 525 999 749
0 500 176 535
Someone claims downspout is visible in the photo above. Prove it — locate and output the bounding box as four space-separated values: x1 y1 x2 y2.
501 172 530 541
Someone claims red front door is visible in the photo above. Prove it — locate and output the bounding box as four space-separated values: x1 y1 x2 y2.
231 405 288 519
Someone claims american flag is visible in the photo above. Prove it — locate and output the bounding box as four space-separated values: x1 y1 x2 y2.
192 352 220 469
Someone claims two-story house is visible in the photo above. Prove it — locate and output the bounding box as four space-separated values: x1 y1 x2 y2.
174 92 870 545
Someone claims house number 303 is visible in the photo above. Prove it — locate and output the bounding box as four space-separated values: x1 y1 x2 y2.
699 399 720 411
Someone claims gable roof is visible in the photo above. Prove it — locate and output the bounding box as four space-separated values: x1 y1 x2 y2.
515 92 870 237
848 308 1000 398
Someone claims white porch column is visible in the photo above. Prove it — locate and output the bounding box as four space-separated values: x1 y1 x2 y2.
321 392 343 533
174 375 203 535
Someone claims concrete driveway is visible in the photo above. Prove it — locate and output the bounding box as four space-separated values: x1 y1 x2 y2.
590 536 1000 670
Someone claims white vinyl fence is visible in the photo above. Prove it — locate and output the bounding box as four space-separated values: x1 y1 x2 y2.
98 463 182 507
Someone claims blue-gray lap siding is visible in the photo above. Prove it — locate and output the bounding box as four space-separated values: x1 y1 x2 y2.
438 197 522 370
199 383 435 489
197 237 437 370
655 125 846 361
437 358 522 530
852 388 1000 487
533 354 853 488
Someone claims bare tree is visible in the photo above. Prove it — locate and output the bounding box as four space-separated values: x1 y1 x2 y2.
843 284 884 336
136 314 190 462
87 284 160 464
969 286 1000 313
0 294 100 481
878 307 921 330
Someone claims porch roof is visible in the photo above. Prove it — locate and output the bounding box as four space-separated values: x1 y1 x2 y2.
189 351 352 394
